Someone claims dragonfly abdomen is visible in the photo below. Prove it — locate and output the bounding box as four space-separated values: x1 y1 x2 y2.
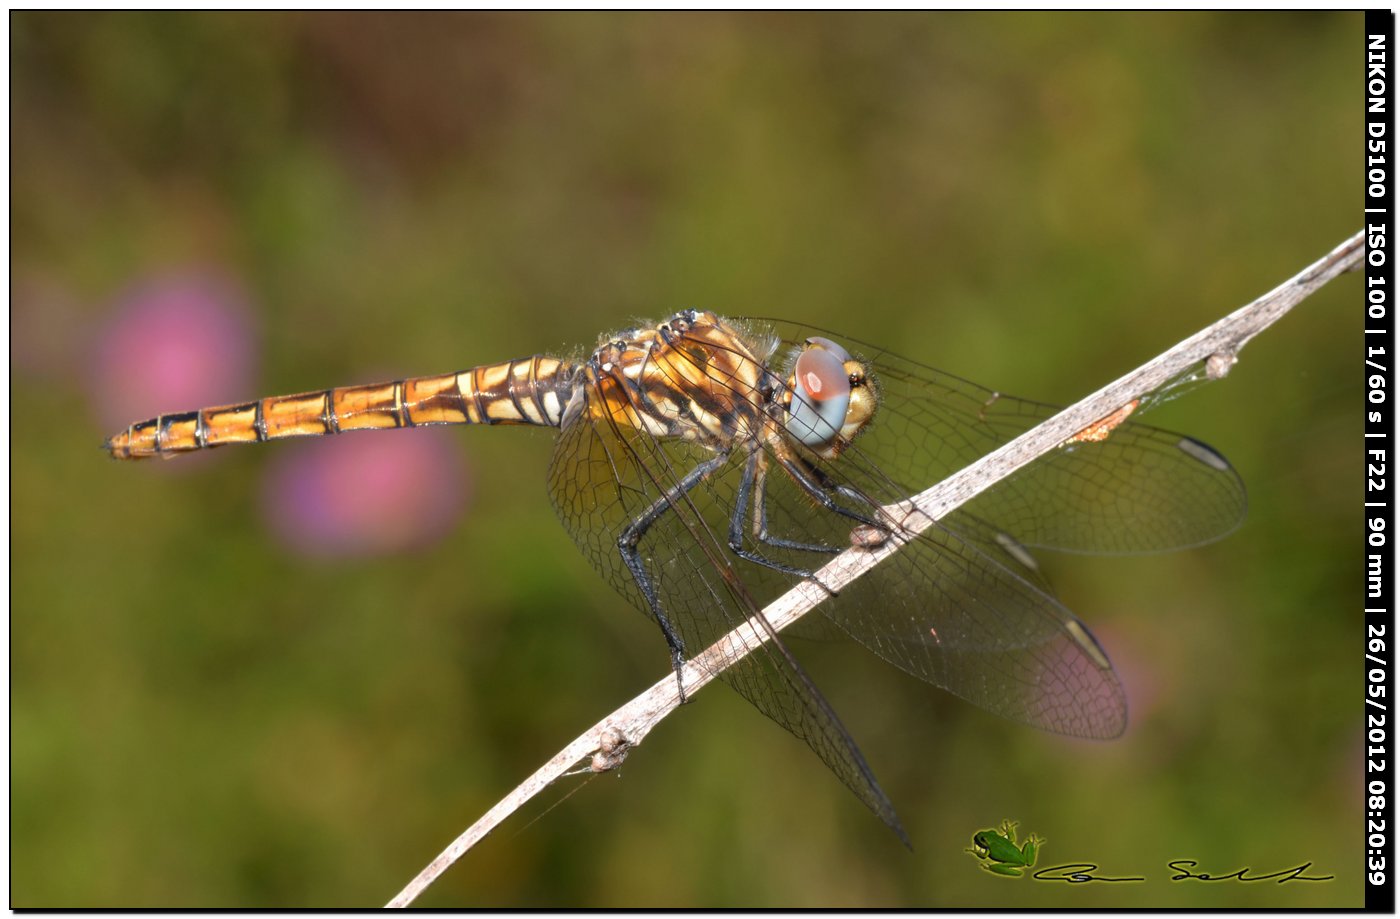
105 356 578 459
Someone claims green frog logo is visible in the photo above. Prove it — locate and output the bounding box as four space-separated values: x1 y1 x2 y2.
966 819 1043 877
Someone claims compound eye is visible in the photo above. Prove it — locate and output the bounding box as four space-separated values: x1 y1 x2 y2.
804 336 852 363
786 346 852 446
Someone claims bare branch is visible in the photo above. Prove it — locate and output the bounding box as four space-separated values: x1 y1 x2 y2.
386 229 1363 909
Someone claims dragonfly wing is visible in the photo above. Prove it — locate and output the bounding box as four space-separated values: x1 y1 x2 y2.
758 320 1247 554
823 520 1127 739
736 435 1126 738
546 382 907 840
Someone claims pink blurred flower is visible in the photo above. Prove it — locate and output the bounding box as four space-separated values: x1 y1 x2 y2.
91 272 257 434
261 427 470 559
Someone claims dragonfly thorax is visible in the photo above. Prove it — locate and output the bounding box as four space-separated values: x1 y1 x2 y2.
581 310 771 449
573 310 878 463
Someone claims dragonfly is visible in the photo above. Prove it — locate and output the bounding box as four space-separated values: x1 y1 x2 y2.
106 309 1246 840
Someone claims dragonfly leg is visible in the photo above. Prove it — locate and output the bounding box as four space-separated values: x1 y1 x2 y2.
748 451 844 558
725 449 838 581
772 450 890 537
617 450 732 703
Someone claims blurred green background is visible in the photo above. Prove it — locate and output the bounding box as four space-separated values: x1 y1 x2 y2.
12 11 1362 907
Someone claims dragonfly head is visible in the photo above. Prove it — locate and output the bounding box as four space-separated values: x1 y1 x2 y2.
783 336 876 459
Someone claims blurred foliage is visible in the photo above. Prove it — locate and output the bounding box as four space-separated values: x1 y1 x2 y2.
12 11 1361 907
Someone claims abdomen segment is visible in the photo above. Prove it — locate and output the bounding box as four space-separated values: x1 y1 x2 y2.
105 356 576 459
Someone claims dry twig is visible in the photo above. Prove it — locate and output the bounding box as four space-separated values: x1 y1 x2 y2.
387 230 1363 908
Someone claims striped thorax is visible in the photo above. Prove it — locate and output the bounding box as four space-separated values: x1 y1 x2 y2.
580 311 772 449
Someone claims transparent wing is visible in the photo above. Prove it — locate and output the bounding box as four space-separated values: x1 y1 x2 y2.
756 319 1248 555
546 378 907 840
738 445 1127 738
838 526 1127 738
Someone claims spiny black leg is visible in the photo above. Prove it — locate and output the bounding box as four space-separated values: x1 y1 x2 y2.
750 452 844 557
618 451 731 702
799 457 891 524
716 449 852 610
725 449 829 578
773 451 888 535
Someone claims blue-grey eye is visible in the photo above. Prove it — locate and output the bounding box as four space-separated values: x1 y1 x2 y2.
786 346 852 446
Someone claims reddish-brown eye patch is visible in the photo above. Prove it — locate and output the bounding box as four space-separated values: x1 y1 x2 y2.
795 347 850 402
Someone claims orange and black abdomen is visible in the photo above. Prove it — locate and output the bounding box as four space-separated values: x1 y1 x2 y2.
106 356 577 459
